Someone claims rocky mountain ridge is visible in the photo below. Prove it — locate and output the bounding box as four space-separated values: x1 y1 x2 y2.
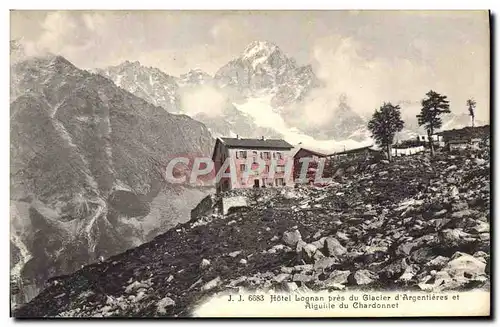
97 41 483 150
10 54 215 306
97 41 369 145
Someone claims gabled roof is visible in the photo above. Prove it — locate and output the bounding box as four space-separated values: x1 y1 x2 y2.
219 137 294 149
330 145 375 156
448 139 470 144
448 138 482 144
293 147 329 158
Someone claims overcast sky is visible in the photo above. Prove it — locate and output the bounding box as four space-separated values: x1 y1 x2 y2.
10 10 490 121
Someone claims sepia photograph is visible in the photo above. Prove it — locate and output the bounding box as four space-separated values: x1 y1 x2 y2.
9 8 491 318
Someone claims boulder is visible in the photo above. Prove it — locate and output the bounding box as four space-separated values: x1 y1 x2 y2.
396 241 417 257
364 245 389 255
445 252 486 279
228 250 242 258
293 273 313 283
282 282 298 292
333 168 345 179
201 277 222 291
302 244 318 262
296 240 307 253
350 269 378 285
336 232 350 242
324 237 347 257
313 257 337 271
425 256 450 270
440 229 476 248
418 271 455 291
451 201 469 212
283 230 302 247
125 281 149 294
313 230 324 239
420 252 488 291
200 259 211 270
473 251 489 259
228 276 247 287
310 237 327 249
398 264 420 282
471 222 489 234
379 258 408 280
363 210 378 218
326 270 350 285
475 158 486 165
449 186 459 197
433 209 448 217
156 296 175 314
313 250 326 262
432 218 451 229
451 210 474 219
346 166 357 173
409 247 437 264
273 274 291 283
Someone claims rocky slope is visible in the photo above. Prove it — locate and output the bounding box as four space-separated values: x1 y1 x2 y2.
10 54 215 306
14 147 490 317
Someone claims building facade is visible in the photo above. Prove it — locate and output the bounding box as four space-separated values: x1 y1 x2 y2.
417 134 445 147
212 137 295 194
293 147 330 183
448 138 482 151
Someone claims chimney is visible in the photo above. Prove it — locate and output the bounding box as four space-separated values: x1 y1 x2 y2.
236 134 240 139
261 136 265 140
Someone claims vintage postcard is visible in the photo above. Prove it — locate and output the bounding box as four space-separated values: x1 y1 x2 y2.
10 10 490 318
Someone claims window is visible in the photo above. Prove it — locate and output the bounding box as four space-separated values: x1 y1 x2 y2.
240 164 247 171
276 165 285 173
264 165 270 173
263 152 270 159
276 152 283 160
275 178 284 186
252 151 258 157
236 151 247 159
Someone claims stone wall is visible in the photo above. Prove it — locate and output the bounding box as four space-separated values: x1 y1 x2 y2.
220 196 248 215
190 187 291 222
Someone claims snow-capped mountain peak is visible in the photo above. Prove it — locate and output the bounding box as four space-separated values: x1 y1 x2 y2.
242 40 280 61
178 69 213 87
